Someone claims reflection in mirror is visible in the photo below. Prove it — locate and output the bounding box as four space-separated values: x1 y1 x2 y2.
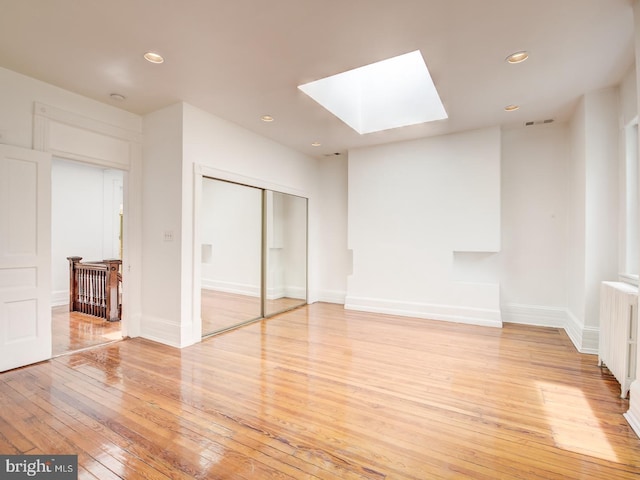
265 191 307 317
201 178 262 335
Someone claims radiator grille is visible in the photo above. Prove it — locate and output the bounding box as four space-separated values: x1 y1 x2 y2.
598 281 638 398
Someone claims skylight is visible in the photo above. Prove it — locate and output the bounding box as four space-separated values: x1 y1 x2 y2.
298 50 447 135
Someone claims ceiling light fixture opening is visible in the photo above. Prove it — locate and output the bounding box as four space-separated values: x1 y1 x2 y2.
144 51 164 64
261 115 274 122
109 93 125 101
504 104 520 112
506 51 529 64
311 142 321 147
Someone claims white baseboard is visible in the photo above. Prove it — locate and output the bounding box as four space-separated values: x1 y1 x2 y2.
344 296 502 328
624 381 640 438
501 303 566 328
284 285 306 299
140 314 190 348
51 290 68 307
316 289 347 305
581 326 599 354
562 310 599 354
201 279 259 297
122 312 141 338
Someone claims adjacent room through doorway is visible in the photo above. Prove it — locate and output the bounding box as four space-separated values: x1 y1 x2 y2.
51 157 124 355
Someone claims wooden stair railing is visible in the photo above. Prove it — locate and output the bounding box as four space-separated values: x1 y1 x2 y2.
67 256 122 321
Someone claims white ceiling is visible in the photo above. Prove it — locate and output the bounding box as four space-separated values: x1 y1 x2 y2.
0 0 635 158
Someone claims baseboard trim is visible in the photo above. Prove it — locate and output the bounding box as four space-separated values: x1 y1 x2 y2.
624 411 640 439
624 381 640 439
201 280 305 301
51 290 68 307
563 310 598 354
501 303 566 328
344 296 502 328
201 279 259 297
316 290 347 305
140 314 184 348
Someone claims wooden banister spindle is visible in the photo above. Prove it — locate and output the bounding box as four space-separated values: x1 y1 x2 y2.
67 256 82 312
104 259 122 322
67 257 122 322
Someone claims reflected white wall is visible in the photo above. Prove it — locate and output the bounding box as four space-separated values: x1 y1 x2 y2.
201 178 262 296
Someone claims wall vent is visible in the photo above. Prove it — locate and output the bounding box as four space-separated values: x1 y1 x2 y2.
524 119 554 127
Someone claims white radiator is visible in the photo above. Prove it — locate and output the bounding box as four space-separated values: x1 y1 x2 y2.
598 281 638 398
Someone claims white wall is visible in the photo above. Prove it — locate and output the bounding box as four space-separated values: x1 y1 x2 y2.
346 127 502 327
620 64 638 127
567 97 588 331
565 88 620 352
0 67 140 150
51 158 123 305
619 65 639 277
316 155 350 304
584 88 620 329
624 0 640 437
141 103 185 345
499 123 569 325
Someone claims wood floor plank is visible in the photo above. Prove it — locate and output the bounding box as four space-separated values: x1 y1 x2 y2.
2 302 640 479
52 306 122 356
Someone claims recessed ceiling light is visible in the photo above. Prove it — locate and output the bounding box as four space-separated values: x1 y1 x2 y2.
506 51 529 64
260 115 274 122
144 51 164 64
504 104 520 112
109 93 125 101
311 142 321 147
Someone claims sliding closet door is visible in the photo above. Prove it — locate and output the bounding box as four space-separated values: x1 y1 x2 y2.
201 178 262 335
264 191 307 317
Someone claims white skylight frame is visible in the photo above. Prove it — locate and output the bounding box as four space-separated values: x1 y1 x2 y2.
298 50 447 134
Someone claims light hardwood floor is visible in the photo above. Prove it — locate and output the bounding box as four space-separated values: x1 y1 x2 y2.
52 306 122 356
3 303 640 479
201 289 306 335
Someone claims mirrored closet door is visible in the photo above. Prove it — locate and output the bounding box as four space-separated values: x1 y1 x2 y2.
200 178 308 337
264 191 308 317
201 178 263 335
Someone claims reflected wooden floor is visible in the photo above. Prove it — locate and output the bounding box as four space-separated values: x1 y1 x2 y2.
201 289 304 335
52 306 122 356
3 303 640 479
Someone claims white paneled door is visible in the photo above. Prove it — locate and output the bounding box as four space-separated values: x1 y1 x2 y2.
0 145 51 372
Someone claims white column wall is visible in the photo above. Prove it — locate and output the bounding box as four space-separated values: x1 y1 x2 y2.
624 0 640 440
584 89 621 331
140 104 185 346
316 156 350 304
567 98 588 337
499 123 569 325
565 89 620 352
346 127 502 327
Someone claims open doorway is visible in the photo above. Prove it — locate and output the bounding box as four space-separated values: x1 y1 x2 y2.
51 157 124 355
